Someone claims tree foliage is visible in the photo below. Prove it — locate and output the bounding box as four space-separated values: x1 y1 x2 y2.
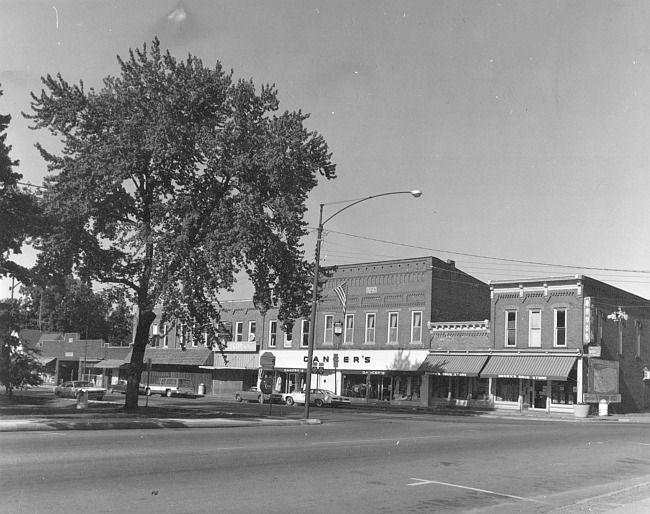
0 300 46 397
25 39 336 409
0 85 42 283
18 277 133 345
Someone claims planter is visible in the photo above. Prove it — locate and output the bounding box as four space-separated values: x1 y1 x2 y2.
573 404 590 418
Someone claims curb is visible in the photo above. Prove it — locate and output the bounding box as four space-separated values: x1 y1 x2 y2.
0 416 322 432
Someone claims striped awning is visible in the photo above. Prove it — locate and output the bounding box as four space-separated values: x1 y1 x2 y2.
480 355 577 381
418 354 488 377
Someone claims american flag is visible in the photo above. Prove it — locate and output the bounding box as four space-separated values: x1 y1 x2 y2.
334 283 347 313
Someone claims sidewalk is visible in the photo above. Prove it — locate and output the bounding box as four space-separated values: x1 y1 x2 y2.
2 387 650 432
0 388 321 432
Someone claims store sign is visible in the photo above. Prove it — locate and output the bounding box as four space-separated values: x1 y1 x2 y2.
587 346 601 358
221 340 257 352
583 297 594 343
273 349 429 372
588 359 619 396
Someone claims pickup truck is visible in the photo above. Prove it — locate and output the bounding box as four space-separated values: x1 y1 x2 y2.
145 378 198 398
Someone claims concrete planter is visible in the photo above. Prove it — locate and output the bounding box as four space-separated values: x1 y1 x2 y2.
573 404 590 418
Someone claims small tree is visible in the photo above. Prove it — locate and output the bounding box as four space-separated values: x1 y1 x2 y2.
26 39 335 410
0 300 45 397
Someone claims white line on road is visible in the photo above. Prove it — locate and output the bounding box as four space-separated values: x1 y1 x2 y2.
408 478 546 504
622 441 650 446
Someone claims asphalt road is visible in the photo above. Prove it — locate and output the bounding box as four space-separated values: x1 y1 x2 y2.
2 409 650 514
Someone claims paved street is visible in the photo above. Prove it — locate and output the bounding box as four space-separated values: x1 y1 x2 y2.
2 402 650 514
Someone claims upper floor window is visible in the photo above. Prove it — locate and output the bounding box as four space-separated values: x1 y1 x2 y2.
324 315 334 345
529 309 541 347
636 320 642 358
284 325 293 348
365 313 376 344
554 309 567 347
411 311 422 343
301 320 309 348
344 314 354 344
162 324 169 347
505 311 517 347
388 312 399 344
269 320 278 348
235 322 244 342
248 321 257 342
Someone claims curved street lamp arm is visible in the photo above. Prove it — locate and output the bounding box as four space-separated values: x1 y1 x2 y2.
322 190 421 226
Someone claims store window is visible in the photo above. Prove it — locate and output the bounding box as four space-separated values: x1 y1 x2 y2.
411 311 422 343
495 378 519 402
505 311 517 347
344 314 354 344
365 313 376 344
324 315 334 345
388 312 399 344
301 320 309 348
269 320 278 348
529 309 541 347
235 322 244 342
554 309 567 347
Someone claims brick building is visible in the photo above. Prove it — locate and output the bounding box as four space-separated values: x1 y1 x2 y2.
150 256 491 400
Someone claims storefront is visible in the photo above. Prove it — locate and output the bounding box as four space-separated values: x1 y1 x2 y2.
480 353 580 413
419 353 490 406
270 349 430 404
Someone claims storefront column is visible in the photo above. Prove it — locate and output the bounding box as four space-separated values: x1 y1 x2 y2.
577 357 584 404
420 374 430 406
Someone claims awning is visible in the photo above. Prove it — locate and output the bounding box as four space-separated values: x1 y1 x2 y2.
418 354 488 377
91 359 127 369
37 356 57 365
211 353 260 369
480 355 577 381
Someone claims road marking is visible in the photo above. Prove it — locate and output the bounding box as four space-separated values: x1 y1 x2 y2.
408 478 546 504
622 441 650 446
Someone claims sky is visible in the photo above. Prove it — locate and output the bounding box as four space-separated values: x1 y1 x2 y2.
3 0 650 302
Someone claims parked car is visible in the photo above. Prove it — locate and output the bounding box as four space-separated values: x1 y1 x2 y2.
108 380 146 395
282 389 351 407
145 378 198 398
310 389 351 407
234 387 283 403
54 381 106 401
282 391 306 406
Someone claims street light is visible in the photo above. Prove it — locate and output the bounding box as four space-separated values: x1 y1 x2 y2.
303 190 422 419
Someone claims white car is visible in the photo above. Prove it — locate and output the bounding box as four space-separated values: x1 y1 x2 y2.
283 389 351 407
54 381 106 401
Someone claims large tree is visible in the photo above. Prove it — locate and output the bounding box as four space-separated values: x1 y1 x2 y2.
26 39 336 409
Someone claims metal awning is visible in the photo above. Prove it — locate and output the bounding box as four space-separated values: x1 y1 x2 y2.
210 353 260 369
418 354 488 377
91 359 127 369
37 356 57 365
480 355 577 381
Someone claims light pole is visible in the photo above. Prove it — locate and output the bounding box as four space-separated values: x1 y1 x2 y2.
303 190 422 419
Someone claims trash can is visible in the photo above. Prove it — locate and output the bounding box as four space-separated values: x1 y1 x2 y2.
76 390 89 410
198 383 205 395
598 399 609 417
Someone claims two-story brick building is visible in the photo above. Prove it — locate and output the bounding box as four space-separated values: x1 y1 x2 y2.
487 276 650 414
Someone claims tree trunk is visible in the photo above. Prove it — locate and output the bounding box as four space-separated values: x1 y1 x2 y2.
124 308 156 411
